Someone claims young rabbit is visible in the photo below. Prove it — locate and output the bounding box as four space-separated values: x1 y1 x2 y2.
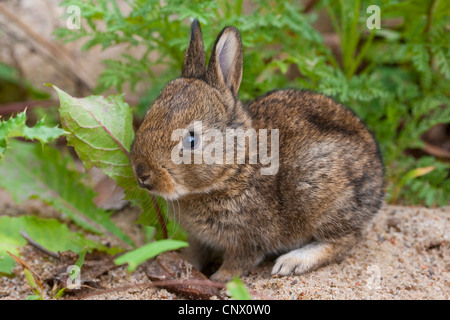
130 19 384 282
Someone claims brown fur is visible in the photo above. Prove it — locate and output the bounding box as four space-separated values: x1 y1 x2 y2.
131 20 384 281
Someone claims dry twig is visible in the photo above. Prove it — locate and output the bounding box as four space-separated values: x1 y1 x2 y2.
20 230 60 259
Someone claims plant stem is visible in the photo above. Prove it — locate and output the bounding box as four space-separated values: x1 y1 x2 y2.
349 29 376 77
150 195 168 239
344 0 361 78
425 0 439 68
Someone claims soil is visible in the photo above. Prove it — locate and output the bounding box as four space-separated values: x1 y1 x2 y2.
0 188 448 300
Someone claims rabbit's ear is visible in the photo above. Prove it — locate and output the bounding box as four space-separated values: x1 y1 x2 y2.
182 19 206 79
206 26 243 95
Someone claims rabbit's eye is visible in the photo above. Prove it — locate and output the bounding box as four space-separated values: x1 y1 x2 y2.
183 131 200 150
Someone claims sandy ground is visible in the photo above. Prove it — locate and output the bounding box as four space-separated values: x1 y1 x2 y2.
1 190 448 300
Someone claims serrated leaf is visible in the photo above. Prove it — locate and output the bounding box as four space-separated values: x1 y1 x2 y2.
0 215 112 275
50 84 171 240
51 84 140 196
50 84 134 180
0 140 134 249
114 239 188 272
434 49 450 79
0 110 65 157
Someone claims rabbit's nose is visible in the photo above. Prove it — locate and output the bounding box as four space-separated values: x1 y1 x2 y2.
135 163 154 190
137 173 153 190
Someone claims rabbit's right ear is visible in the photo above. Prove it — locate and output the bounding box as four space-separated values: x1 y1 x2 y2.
182 19 206 79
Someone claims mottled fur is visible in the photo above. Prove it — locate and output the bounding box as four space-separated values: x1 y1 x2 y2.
131 20 384 281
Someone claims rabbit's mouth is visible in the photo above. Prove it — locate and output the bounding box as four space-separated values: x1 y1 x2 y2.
144 184 189 201
146 179 220 201
135 166 188 200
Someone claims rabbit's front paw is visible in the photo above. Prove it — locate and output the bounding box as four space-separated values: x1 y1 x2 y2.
210 270 236 282
271 242 330 276
210 253 257 282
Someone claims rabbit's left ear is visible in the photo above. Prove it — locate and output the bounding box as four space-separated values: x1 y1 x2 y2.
206 26 243 96
182 19 206 79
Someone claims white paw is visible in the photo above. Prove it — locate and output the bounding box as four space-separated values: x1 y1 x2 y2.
271 242 329 276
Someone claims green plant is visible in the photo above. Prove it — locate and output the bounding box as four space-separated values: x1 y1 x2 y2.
114 239 188 272
226 277 251 300
24 268 44 300
0 110 65 157
54 0 326 114
54 0 449 206
7 250 66 299
0 109 186 275
0 139 134 248
0 211 116 275
50 84 188 270
50 84 184 240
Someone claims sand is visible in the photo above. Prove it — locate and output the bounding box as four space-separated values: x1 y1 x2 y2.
1 199 449 300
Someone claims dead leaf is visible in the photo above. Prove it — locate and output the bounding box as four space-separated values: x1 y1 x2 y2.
146 251 224 299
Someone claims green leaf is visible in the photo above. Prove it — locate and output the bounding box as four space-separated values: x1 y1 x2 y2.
0 215 111 275
434 48 450 79
402 166 435 182
54 288 66 299
0 140 134 249
50 84 141 200
0 223 24 275
24 268 38 291
50 84 133 180
25 220 105 254
75 247 87 269
50 84 171 240
114 239 188 272
226 277 251 300
26 295 42 300
0 110 65 157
